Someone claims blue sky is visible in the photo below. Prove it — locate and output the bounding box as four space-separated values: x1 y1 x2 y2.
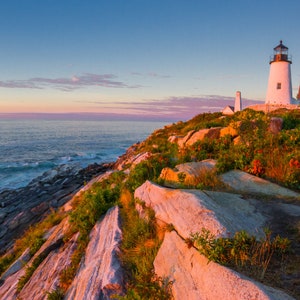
0 0 299 120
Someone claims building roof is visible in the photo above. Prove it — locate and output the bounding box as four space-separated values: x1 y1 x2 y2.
222 105 235 115
274 40 288 52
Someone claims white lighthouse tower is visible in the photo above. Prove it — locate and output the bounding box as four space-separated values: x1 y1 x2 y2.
265 41 293 106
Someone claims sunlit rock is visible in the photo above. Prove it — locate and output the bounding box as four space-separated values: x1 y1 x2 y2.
66 206 124 300
220 170 300 198
19 234 78 300
219 124 239 137
159 159 217 186
154 231 294 300
185 127 221 147
134 181 266 239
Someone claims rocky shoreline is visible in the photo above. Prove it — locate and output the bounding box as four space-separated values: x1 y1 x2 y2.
0 162 113 253
1 111 299 299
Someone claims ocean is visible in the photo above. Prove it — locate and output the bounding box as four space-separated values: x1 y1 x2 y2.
0 118 167 191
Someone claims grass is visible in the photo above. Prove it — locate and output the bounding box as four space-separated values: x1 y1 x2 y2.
58 172 124 292
196 169 227 190
190 228 290 281
0 209 64 277
160 168 227 191
4 171 125 295
17 252 48 292
46 288 65 300
118 189 173 299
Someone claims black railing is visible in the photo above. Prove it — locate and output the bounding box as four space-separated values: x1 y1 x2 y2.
269 54 292 63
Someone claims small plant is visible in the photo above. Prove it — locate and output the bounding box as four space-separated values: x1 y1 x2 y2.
177 172 186 184
17 252 47 292
249 159 265 177
59 236 88 290
0 253 16 277
195 169 225 190
119 272 173 300
46 288 65 300
126 155 173 192
165 223 175 232
191 228 290 280
281 110 300 129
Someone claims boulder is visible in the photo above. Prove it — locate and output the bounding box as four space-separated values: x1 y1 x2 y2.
19 234 78 300
170 125 239 148
114 143 141 170
220 170 300 199
134 181 266 239
0 248 31 281
220 124 239 138
269 117 283 134
168 135 182 144
66 206 124 300
130 152 152 168
177 130 196 148
154 231 294 300
159 160 217 186
115 151 152 172
0 263 25 300
185 127 221 147
0 218 77 299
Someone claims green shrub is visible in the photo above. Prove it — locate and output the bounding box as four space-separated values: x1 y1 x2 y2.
46 288 65 300
69 184 120 236
183 112 224 133
0 253 16 277
195 169 226 190
281 110 300 129
60 176 122 291
191 228 290 280
126 155 173 192
17 252 47 292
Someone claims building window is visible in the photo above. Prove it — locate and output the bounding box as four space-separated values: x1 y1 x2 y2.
277 82 281 89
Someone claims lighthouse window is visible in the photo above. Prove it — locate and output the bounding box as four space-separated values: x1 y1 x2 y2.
277 82 281 89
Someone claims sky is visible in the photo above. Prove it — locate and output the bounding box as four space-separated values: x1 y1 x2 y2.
0 0 300 121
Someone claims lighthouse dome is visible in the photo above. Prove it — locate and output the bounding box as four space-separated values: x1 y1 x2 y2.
270 40 291 63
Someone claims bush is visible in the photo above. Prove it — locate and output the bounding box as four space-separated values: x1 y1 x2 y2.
69 184 120 236
281 110 300 129
126 155 173 192
46 288 65 300
191 228 290 280
17 252 47 292
0 253 16 277
59 176 121 291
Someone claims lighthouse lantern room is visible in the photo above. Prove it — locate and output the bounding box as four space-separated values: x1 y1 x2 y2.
265 41 293 106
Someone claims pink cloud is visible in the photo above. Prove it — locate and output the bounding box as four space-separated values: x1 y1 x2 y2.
76 95 263 121
0 73 140 91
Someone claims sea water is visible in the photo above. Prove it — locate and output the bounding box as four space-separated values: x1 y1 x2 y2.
0 118 167 191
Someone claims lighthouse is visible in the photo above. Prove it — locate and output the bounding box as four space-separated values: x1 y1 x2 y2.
265 41 293 105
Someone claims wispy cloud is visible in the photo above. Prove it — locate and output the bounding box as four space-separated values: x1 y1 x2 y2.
76 95 263 121
131 72 171 78
0 73 140 91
